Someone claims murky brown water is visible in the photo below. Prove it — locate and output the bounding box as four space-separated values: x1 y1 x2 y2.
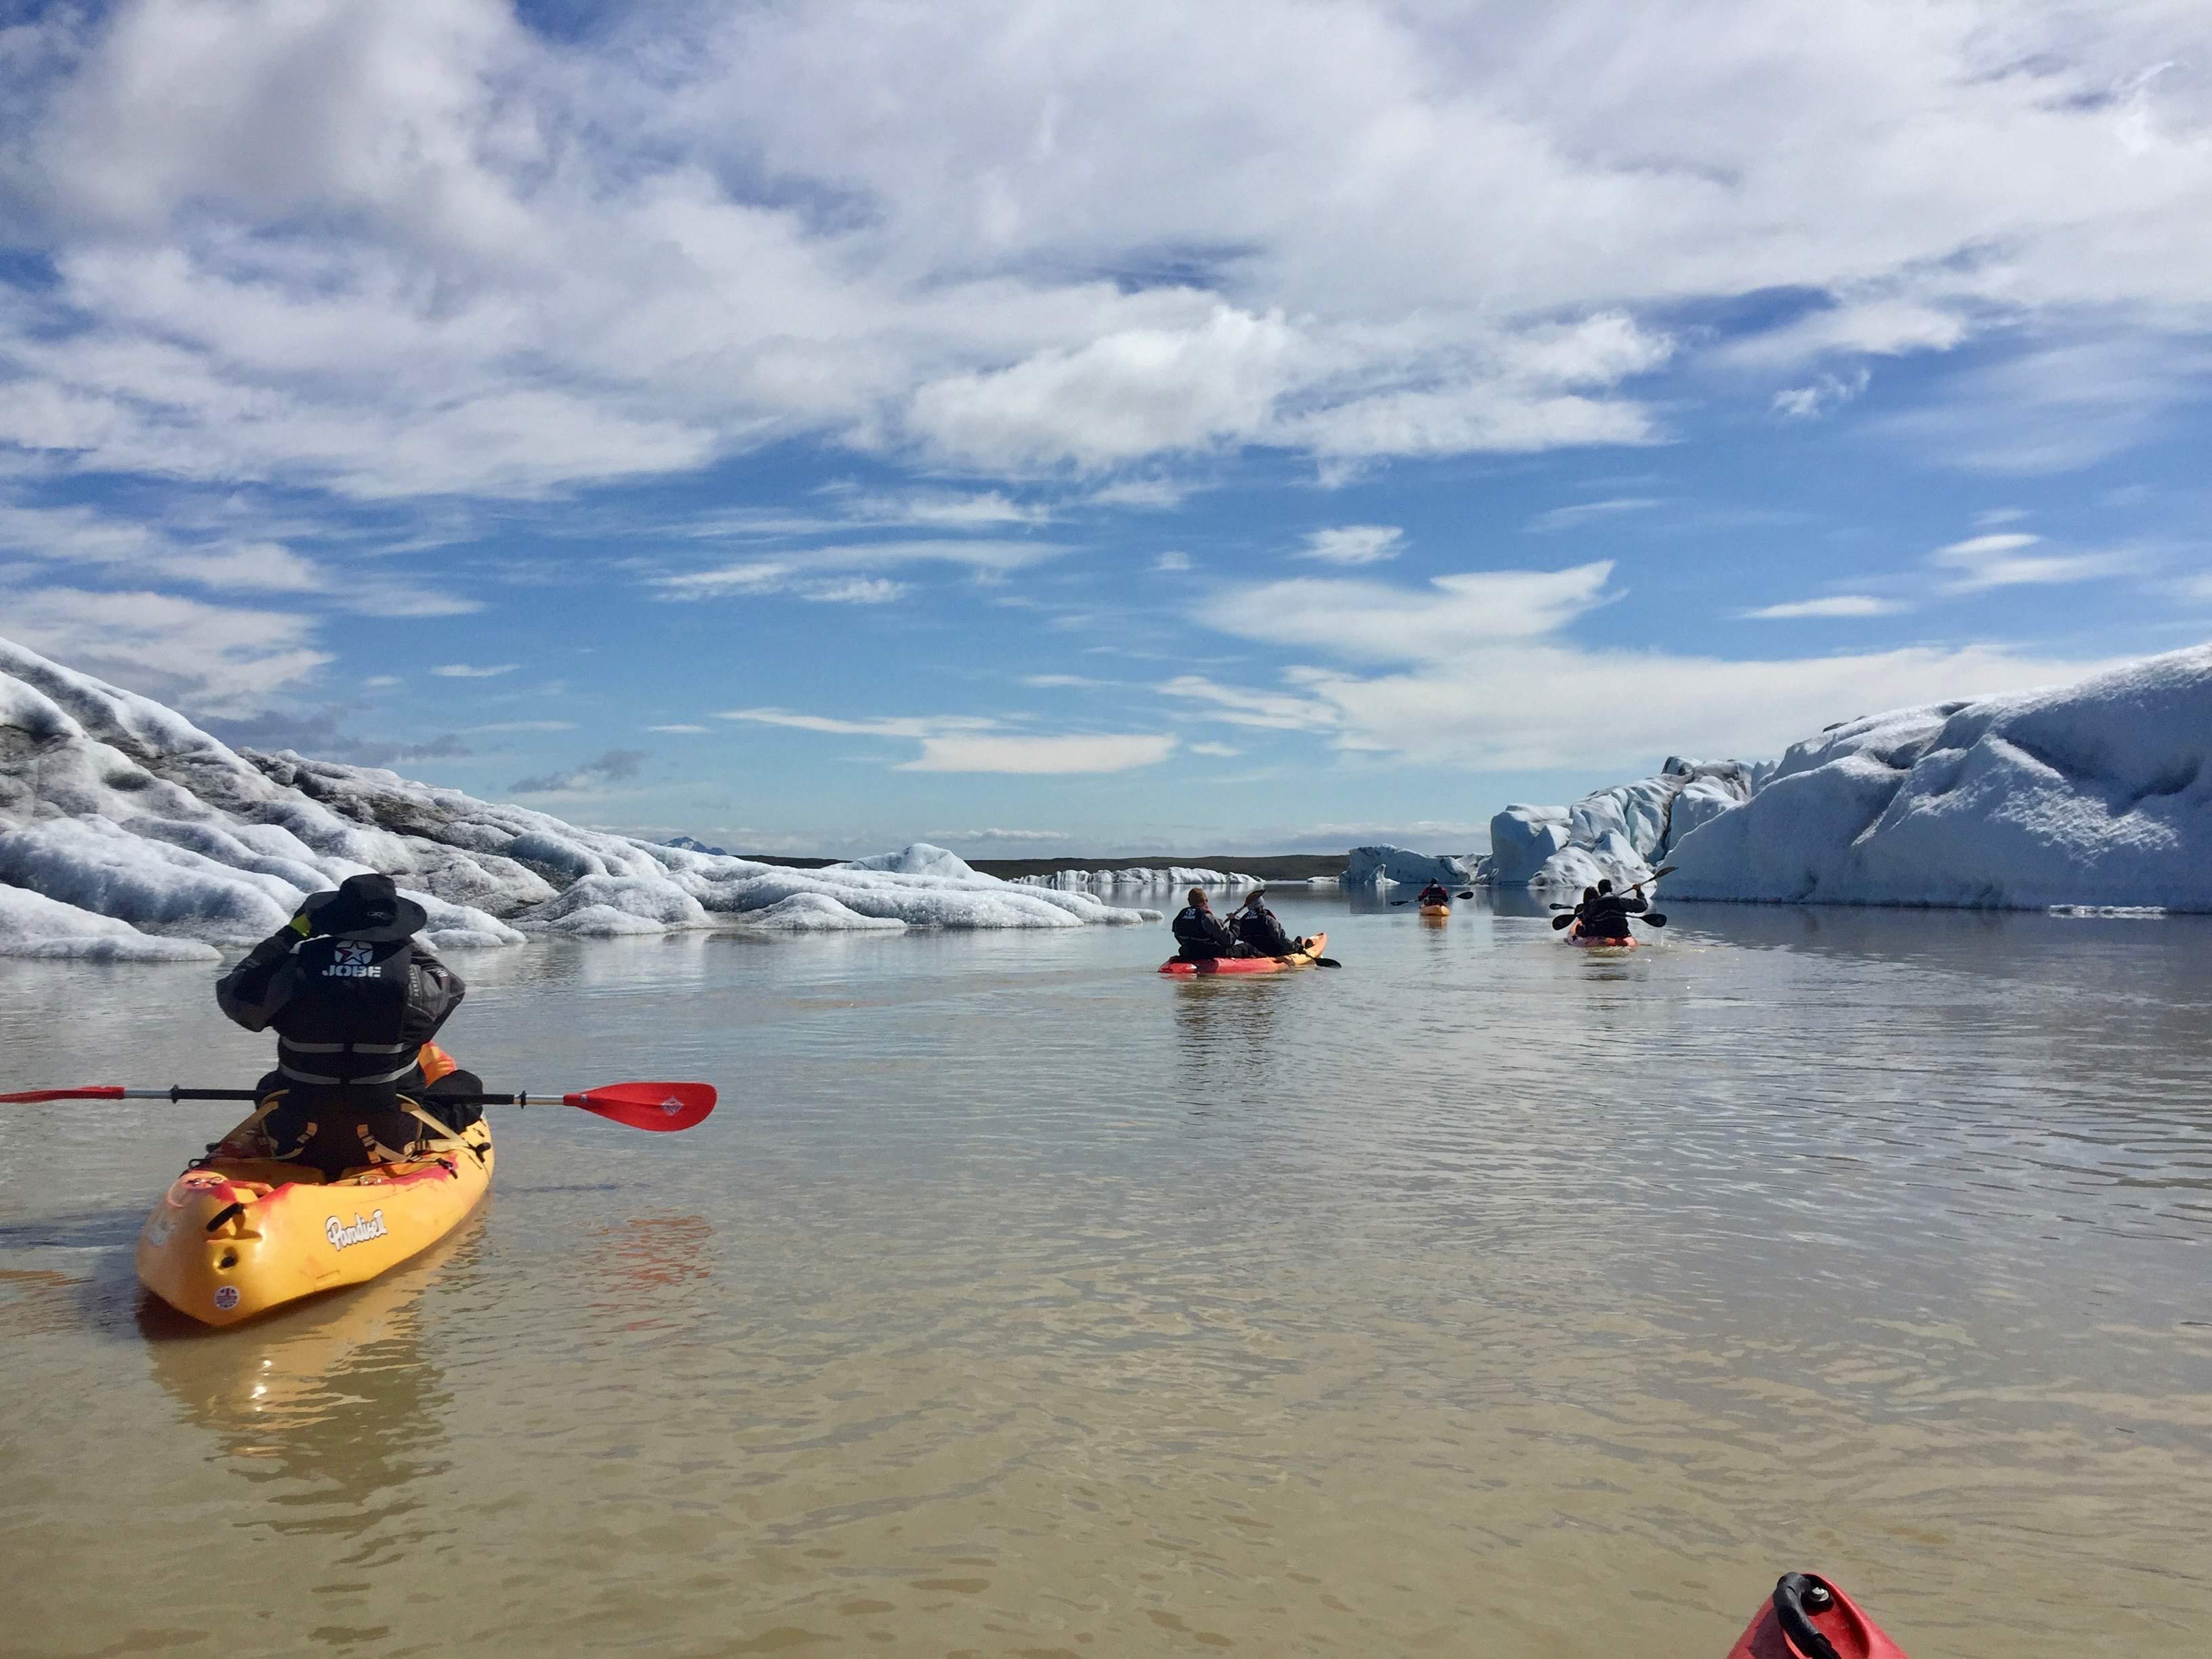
4 895 2209 1657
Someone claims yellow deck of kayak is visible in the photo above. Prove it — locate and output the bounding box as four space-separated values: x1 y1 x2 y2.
136 1111 493 1328
1418 903 1450 918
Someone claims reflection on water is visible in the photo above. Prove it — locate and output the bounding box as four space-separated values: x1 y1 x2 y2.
4 895 2212 1656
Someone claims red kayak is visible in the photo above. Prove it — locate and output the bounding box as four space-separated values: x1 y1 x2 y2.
1726 1574 1909 1659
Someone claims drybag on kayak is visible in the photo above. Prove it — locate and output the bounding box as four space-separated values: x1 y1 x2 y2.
1725 1574 1909 1659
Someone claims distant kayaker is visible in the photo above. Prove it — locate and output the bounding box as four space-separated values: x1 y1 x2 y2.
1416 879 1452 908
1231 888 1300 956
216 872 483 1175
1574 878 1647 941
1172 887 1253 962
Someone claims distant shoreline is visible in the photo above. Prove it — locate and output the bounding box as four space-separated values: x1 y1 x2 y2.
743 853 1351 881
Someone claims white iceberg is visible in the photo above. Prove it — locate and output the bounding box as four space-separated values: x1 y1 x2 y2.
1491 758 1763 889
1667 647 2212 911
0 638 1162 958
1343 846 1477 888
737 893 908 931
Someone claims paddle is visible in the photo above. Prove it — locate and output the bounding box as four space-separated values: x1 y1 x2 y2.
0 1080 718 1133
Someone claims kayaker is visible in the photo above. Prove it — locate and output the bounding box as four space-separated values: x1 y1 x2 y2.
1575 878 1646 941
216 872 483 1175
1231 888 1299 956
1171 887 1252 962
1416 879 1452 908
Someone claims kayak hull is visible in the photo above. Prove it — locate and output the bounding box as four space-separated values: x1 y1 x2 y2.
1725 1573 1909 1659
1160 930 1328 976
136 1115 493 1328
1566 924 1637 949
1418 904 1450 918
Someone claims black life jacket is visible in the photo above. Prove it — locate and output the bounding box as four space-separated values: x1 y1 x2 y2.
1172 905 1231 956
1236 906 1292 955
272 935 424 1097
1580 896 1634 939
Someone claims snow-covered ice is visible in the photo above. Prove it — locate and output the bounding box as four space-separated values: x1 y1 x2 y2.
1668 647 2212 911
0 638 1158 959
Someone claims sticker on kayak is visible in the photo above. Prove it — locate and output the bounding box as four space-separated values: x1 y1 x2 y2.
212 1285 241 1311
327 1210 390 1250
661 1096 685 1116
144 1215 175 1248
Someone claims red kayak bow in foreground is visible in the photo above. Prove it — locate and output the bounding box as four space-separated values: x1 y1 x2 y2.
0 1080 717 1133
1727 1574 1910 1659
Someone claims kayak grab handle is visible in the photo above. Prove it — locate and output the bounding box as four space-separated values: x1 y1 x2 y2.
1773 1574 1844 1659
204 1201 247 1235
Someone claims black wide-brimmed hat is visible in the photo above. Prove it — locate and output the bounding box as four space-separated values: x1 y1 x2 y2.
300 873 428 943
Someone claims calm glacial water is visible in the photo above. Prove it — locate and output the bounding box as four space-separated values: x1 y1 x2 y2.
3 893 2210 1658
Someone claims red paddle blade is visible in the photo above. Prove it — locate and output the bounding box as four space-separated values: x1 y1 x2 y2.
562 1082 716 1132
0 1086 124 1103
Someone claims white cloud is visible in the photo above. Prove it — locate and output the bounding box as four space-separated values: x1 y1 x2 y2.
1975 507 2031 527
1772 367 1871 421
1739 594 1909 619
0 588 329 715
653 537 1061 600
1023 673 1111 688
1930 532 2132 590
1153 550 1193 572
1158 674 1340 731
897 733 1176 774
1210 562 1618 662
715 708 998 739
0 0 2205 508
1187 741 1242 757
1525 497 1662 533
1177 559 2116 768
804 577 907 604
429 662 518 678
1297 525 1403 565
926 826 1069 842
1088 479 1192 510
647 722 711 733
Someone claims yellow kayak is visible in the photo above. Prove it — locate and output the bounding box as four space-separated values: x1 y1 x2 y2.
1418 903 1450 918
136 1111 493 1328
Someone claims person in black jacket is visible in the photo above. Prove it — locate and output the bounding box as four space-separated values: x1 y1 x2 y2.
1231 888 1299 956
1574 878 1647 941
1170 887 1253 962
216 872 480 1175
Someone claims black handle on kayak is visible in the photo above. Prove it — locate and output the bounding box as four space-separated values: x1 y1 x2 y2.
1772 1575 1845 1659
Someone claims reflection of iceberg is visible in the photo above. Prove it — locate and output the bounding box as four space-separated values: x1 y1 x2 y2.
0 638 1155 956
142 1218 483 1532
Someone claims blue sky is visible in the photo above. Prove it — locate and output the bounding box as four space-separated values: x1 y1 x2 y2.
2 0 2208 855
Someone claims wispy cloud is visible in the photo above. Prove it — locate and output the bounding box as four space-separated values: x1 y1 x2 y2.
653 539 1061 600
430 662 520 678
1296 525 1404 565
897 733 1176 774
1929 533 2132 591
1525 497 1662 533
647 723 711 733
1771 367 1870 421
1159 674 1339 731
1738 594 1909 619
1153 550 1193 573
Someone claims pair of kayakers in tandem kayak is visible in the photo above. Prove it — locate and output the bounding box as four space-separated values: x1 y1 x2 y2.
1167 886 1315 966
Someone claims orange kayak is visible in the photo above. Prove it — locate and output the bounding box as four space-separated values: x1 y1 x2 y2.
136 1110 493 1327
1160 931 1328 975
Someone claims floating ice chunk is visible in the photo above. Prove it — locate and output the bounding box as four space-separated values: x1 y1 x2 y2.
1344 846 1474 887
530 904 673 937
1489 807 1573 884
738 893 908 930
1668 646 2212 910
0 884 222 961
